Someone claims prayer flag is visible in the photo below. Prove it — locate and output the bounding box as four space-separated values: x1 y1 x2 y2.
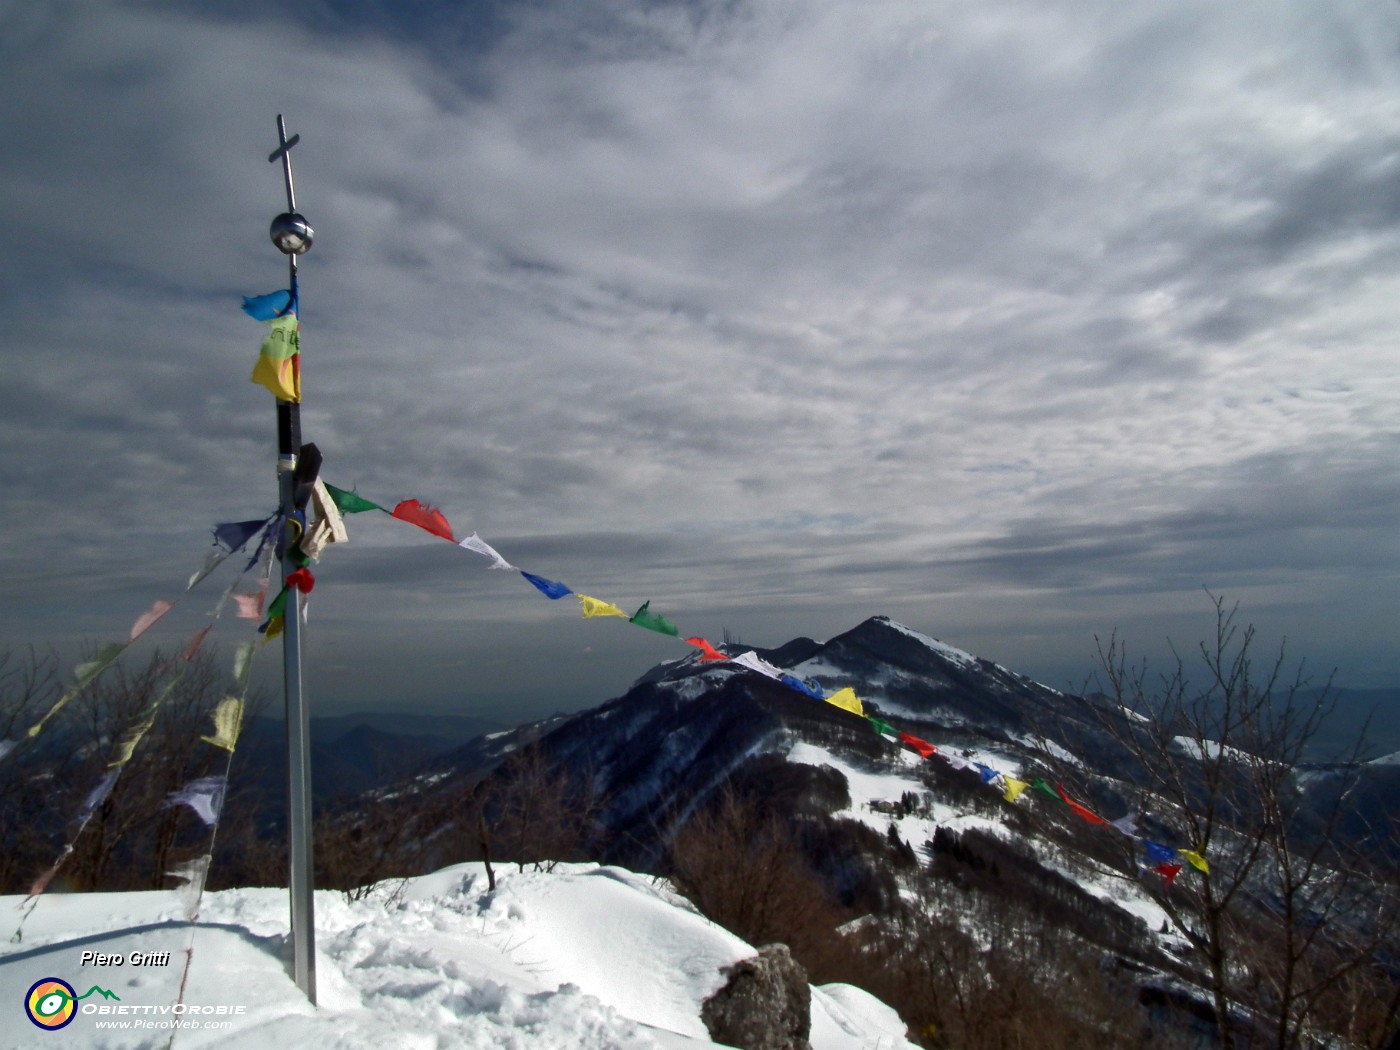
825 687 864 717
976 764 1001 784
1032 776 1062 802
201 697 245 752
325 483 385 515
780 674 825 700
251 313 301 402
1110 813 1142 838
213 519 270 553
286 567 315 593
684 637 728 661
165 776 227 826
77 772 120 821
129 599 174 642
868 716 897 737
301 478 349 561
107 720 153 767
732 651 784 679
578 594 627 619
1056 783 1110 825
1155 862 1183 889
629 601 679 636
242 288 293 321
460 532 516 570
1002 777 1030 803
523 572 573 599
392 500 455 541
1179 848 1210 874
899 731 936 758
181 625 214 663
1144 840 1178 866
233 584 268 621
942 752 970 770
74 644 125 689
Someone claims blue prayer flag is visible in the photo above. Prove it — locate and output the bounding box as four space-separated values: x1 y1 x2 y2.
522 571 573 600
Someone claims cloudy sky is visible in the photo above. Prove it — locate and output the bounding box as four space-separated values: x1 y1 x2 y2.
2 0 1397 724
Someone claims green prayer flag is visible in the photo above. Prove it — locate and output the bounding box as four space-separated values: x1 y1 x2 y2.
324 483 386 515
1032 777 1063 802
629 601 679 637
868 716 897 736
75 643 126 688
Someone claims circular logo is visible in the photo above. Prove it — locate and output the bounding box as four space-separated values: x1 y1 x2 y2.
25 978 77 1030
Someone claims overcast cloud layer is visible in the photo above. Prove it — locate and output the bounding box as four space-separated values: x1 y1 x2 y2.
2 0 1397 722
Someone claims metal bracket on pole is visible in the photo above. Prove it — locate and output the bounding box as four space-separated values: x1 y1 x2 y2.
268 114 316 1006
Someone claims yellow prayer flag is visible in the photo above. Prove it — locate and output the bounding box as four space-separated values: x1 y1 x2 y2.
1179 848 1210 874
825 687 865 718
577 594 626 619
251 314 301 402
108 720 154 768
201 697 245 752
1002 777 1029 803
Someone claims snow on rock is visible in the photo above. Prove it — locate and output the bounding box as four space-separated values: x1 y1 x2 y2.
876 619 979 671
1 862 917 1049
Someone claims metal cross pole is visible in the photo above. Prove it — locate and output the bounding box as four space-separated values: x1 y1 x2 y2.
267 114 316 1006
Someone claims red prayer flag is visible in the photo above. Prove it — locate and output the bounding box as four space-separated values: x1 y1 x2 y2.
392 500 455 542
286 568 315 594
899 731 936 758
684 637 728 662
1056 783 1110 825
1155 862 1183 889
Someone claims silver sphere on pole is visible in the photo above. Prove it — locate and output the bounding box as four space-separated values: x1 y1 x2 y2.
270 212 314 255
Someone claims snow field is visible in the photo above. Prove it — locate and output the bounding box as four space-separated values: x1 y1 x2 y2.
1 862 917 1049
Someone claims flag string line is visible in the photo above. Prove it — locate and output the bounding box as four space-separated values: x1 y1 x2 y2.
10 536 272 941
317 480 1211 885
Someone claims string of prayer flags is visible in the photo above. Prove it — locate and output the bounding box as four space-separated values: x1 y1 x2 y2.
900 732 936 759
201 697 245 752
325 483 385 515
685 637 728 661
391 500 455 541
1056 783 1110 825
1179 848 1210 874
825 687 864 717
460 533 517 571
523 572 573 600
629 601 679 636
579 594 627 619
166 777 227 827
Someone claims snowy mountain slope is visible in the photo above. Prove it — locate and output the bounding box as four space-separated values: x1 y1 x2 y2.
0 862 917 1049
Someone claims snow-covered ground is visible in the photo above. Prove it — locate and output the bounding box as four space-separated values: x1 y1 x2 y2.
2 863 916 1049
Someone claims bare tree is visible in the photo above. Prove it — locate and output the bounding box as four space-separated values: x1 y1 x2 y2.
1085 594 1400 1049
